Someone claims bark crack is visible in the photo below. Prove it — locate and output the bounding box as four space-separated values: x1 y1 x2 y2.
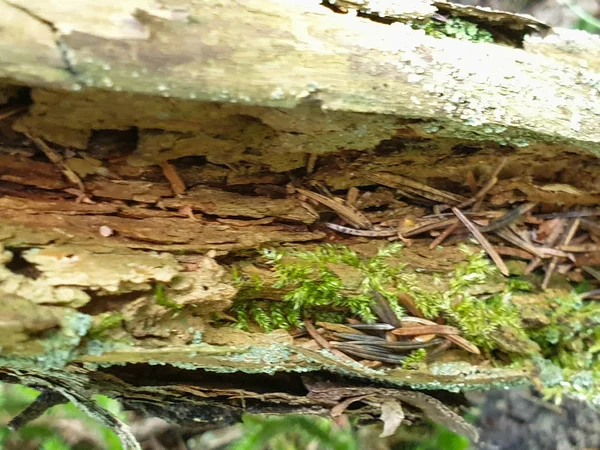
3 0 80 78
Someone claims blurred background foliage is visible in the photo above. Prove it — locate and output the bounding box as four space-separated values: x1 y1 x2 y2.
0 383 473 450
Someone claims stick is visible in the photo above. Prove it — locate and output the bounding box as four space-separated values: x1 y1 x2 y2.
455 157 507 210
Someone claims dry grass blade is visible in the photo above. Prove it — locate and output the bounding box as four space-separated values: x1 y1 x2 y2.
542 218 580 289
331 395 367 418
403 218 458 237
580 289 600 299
317 322 364 333
346 186 359 206
296 188 372 229
425 341 453 362
368 173 467 205
324 222 397 237
525 218 565 274
331 342 407 364
429 221 460 249
0 106 26 120
479 202 537 233
445 335 481 355
397 292 425 318
559 243 600 252
347 323 396 331
452 207 509 276
304 319 331 350
334 333 385 342
496 228 546 259
371 290 402 328
492 246 535 260
305 320 357 362
372 339 445 351
391 325 459 336
535 210 600 219
306 153 318 174
582 266 600 281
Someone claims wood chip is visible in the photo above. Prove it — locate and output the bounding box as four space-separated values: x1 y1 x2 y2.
161 161 186 195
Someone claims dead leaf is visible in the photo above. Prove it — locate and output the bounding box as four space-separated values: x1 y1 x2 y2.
380 399 405 437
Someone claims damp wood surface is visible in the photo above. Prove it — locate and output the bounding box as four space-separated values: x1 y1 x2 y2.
0 0 599 155
0 0 599 446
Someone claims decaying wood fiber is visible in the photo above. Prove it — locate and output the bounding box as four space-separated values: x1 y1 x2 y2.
0 0 599 446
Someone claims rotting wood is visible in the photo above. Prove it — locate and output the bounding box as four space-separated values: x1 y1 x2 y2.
0 0 599 448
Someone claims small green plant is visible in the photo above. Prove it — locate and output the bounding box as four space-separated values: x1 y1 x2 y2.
154 282 183 311
402 348 427 369
412 423 471 450
87 312 125 339
395 248 529 351
230 415 359 450
0 384 125 450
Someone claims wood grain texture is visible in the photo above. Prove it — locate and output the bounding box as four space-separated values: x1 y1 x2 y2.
0 0 598 154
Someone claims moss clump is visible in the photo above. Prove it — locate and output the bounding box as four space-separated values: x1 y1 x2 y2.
230 244 531 355
528 291 600 407
88 312 125 339
154 282 183 311
412 17 494 43
402 348 428 369
395 248 530 351
231 244 404 332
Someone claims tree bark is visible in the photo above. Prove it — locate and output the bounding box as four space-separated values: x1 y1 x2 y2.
0 0 599 448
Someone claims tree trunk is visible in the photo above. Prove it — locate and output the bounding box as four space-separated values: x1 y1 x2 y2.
0 0 599 448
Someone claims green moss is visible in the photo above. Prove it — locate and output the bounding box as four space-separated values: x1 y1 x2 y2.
232 244 404 331
402 348 427 370
154 282 184 311
397 248 530 352
230 245 532 355
88 313 124 339
411 17 495 43
527 292 600 407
